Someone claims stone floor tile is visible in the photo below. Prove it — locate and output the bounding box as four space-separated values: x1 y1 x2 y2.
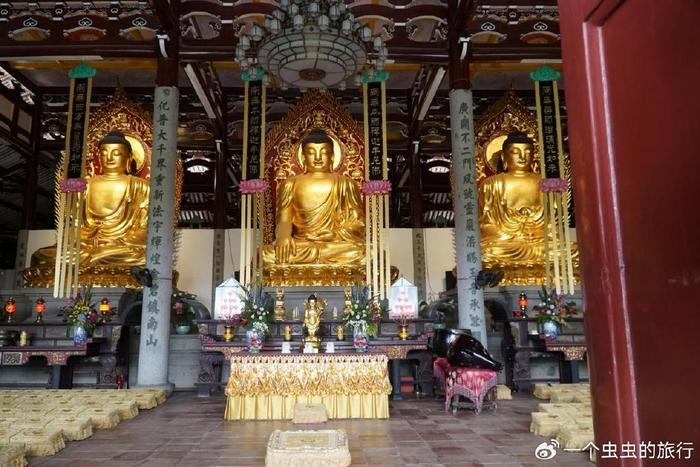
27 391 593 467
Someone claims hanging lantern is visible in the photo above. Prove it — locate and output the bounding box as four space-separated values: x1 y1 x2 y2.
293 14 304 29
361 26 372 42
5 298 16 323
318 14 330 31
250 24 264 42
35 297 46 323
100 297 111 323
329 4 340 20
239 35 251 51
308 2 320 16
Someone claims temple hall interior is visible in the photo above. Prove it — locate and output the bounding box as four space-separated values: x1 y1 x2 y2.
0 0 698 466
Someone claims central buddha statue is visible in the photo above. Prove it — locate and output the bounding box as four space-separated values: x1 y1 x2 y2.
480 132 546 268
262 128 365 266
25 131 150 287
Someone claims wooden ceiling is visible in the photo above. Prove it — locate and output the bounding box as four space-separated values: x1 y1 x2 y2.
0 0 565 267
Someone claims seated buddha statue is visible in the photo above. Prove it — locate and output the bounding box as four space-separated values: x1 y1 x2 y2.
262 128 365 266
27 131 150 286
479 132 546 268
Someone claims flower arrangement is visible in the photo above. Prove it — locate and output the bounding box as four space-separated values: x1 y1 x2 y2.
343 286 387 337
61 287 99 331
533 286 578 325
240 285 274 335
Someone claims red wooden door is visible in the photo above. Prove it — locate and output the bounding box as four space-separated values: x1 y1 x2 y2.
559 0 700 465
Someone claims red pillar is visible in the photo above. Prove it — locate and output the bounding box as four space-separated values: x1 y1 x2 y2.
559 0 700 463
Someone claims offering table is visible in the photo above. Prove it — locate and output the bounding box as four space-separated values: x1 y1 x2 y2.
223 352 392 420
197 319 435 399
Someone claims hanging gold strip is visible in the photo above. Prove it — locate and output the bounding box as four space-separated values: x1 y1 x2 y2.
380 81 390 299
552 81 575 293
54 71 93 298
363 83 372 293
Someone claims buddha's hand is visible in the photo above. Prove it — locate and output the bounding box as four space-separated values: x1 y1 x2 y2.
275 237 296 263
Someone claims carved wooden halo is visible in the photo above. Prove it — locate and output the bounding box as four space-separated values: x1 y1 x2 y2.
474 88 540 186
266 89 364 184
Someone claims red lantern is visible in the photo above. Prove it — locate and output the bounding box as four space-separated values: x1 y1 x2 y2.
35 298 46 323
5 298 16 323
99 298 111 323
518 292 528 318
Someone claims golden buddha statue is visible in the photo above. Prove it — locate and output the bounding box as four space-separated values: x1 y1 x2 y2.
480 132 544 263
479 132 577 283
26 131 150 287
262 128 365 266
302 294 322 349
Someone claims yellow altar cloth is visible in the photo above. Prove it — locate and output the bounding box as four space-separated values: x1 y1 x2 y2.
224 353 392 420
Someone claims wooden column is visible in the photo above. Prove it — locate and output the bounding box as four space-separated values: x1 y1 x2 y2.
407 89 424 228
559 0 700 461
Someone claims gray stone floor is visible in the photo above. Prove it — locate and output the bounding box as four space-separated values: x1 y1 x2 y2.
30 392 592 466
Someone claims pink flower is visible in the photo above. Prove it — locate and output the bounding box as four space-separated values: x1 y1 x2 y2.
239 179 269 194
361 180 392 195
539 178 568 193
59 178 88 193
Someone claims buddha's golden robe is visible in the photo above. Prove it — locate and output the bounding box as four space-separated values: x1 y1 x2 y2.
262 173 365 265
30 174 150 268
479 172 545 265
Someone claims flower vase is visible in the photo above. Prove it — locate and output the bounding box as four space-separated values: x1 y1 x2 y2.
248 330 263 353
223 325 235 342
398 324 409 340
353 328 368 353
542 321 559 340
73 325 87 346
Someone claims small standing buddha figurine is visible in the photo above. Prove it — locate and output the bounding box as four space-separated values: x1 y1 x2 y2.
274 289 286 321
302 294 322 350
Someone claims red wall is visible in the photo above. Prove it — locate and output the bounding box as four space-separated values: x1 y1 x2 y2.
559 0 700 464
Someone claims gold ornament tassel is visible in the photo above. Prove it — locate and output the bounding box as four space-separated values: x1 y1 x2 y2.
239 74 267 287
532 66 575 294
53 64 95 298
363 78 391 299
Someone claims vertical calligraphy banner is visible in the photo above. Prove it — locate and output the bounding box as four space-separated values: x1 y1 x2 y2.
531 66 575 294
239 74 267 287
363 78 391 300
137 86 179 388
53 63 95 298
449 88 487 345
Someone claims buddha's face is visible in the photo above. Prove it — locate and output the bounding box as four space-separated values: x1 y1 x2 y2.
503 143 534 173
302 142 334 174
99 143 131 175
